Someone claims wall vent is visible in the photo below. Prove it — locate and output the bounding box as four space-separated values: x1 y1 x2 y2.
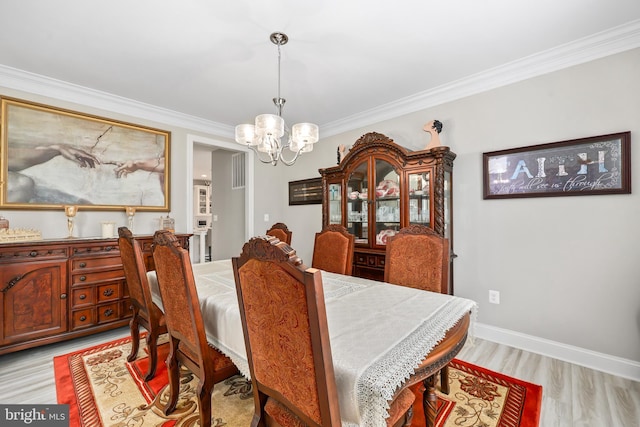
232 152 245 189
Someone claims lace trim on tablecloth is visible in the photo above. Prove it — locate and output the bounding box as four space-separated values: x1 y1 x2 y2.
355 298 477 427
205 332 251 380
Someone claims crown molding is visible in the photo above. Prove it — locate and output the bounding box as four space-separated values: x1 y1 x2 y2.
1 20 639 140
0 65 235 138
321 19 640 137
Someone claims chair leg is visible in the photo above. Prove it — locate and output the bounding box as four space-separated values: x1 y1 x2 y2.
422 375 437 427
403 405 413 427
197 381 213 427
440 365 450 394
127 310 140 362
144 330 159 381
163 340 180 416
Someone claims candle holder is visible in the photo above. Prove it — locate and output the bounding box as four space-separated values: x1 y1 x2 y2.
125 206 136 232
64 205 78 238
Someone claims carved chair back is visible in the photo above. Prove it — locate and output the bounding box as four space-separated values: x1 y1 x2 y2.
266 222 293 245
117 226 166 381
151 230 237 427
311 224 355 275
384 224 449 294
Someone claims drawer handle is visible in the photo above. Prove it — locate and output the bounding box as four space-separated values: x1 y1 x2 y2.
61 293 67 299
103 288 114 297
2 275 24 293
29 251 38 257
79 276 86 282
105 246 113 251
79 262 86 268
104 309 114 317
80 315 87 321
79 294 86 300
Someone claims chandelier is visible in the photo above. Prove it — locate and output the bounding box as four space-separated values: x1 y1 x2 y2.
235 32 319 166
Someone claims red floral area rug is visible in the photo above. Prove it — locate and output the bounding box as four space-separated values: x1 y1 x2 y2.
54 336 542 426
409 359 542 427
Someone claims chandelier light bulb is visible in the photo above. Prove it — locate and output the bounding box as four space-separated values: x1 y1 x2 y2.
235 124 258 146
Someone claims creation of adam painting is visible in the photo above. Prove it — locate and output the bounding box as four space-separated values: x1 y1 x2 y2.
0 98 170 210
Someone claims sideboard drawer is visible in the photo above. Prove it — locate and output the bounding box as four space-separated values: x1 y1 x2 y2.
97 303 119 324
71 309 94 330
0 245 68 262
71 269 124 286
71 287 95 307
97 282 121 303
71 255 122 272
72 243 119 257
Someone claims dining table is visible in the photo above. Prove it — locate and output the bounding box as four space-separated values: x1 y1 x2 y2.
147 259 476 427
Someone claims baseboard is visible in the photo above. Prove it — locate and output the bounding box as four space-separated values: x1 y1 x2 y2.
474 322 640 382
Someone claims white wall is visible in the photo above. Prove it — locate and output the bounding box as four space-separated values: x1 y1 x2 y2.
279 48 640 371
210 150 245 260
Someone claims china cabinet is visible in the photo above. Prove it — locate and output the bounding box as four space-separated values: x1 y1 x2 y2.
319 132 456 286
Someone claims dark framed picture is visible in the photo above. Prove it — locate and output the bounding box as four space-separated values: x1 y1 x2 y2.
289 178 323 205
483 132 631 199
0 97 171 211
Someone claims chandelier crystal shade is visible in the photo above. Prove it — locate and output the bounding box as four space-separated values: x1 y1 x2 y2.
235 32 319 166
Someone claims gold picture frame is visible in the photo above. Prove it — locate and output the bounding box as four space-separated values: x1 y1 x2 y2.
0 97 170 211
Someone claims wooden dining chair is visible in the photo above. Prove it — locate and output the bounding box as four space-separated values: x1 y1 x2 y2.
151 230 238 427
311 224 355 275
265 222 292 245
384 224 451 393
384 224 449 294
232 235 414 427
117 226 167 381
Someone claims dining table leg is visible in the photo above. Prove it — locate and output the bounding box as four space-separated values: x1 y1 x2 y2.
422 375 437 427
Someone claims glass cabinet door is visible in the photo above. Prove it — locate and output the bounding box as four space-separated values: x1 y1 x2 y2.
408 171 430 227
374 159 400 246
328 182 342 225
194 185 210 215
346 161 369 244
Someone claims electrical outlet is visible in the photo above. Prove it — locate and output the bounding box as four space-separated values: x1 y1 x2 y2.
264 214 270 222
489 290 500 304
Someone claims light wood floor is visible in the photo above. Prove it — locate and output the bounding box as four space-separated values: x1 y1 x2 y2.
0 327 638 426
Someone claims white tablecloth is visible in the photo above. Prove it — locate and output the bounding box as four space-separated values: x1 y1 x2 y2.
148 259 476 427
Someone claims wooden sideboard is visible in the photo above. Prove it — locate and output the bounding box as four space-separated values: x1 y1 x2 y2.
0 233 191 355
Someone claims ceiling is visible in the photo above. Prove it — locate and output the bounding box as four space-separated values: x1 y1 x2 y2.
1 1 640 140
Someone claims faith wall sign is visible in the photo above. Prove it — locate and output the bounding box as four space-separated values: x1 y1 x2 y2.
482 132 631 199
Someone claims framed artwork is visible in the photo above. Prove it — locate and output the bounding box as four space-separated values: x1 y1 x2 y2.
289 178 323 205
0 97 170 210
483 132 631 199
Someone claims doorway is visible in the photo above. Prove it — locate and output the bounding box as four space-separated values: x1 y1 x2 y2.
186 134 254 262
